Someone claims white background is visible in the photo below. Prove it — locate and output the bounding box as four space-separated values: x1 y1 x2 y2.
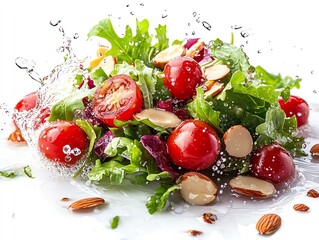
1 0 319 240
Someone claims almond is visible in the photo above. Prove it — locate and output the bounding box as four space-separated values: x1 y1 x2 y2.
185 40 205 59
68 197 105 211
187 230 203 236
256 213 281 235
229 175 276 198
203 64 230 81
203 81 224 98
202 212 217 224
177 172 218 205
307 189 319 198
310 143 319 157
293 203 309 212
223 125 253 158
60 197 70 202
152 45 186 68
134 108 181 128
7 129 26 142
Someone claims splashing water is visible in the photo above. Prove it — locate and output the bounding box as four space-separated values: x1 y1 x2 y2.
13 23 91 179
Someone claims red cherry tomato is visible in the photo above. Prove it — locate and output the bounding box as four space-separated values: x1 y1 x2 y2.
93 74 143 127
250 143 296 185
167 120 221 170
13 91 50 129
278 95 309 127
38 120 89 166
163 56 203 100
14 91 37 112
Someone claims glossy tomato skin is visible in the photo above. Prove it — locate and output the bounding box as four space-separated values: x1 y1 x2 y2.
278 95 309 127
13 91 50 129
250 143 296 185
14 91 37 112
163 56 204 100
93 74 143 127
167 120 221 170
38 120 89 166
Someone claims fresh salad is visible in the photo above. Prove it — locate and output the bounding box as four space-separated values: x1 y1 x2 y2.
9 18 310 214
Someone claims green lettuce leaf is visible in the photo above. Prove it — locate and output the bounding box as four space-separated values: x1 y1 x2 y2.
255 106 306 156
88 18 169 67
210 38 253 75
187 88 221 132
49 89 94 122
146 183 180 214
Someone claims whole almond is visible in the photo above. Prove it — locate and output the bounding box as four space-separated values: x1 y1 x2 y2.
256 213 281 235
307 189 319 198
68 197 105 211
293 203 309 212
310 143 319 157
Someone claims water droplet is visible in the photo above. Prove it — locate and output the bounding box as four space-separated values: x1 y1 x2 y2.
72 148 81 156
73 33 79 39
63 145 71 154
193 12 197 17
49 19 61 27
59 26 65 36
232 25 242 30
15 57 35 70
130 11 134 15
140 2 144 6
240 30 250 38
202 21 211 31
162 10 168 18
257 49 262 54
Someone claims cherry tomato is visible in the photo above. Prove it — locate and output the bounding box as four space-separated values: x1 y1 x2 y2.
167 120 221 170
93 74 143 127
163 56 204 100
13 91 50 129
14 91 37 112
250 143 296 185
38 120 89 166
278 95 309 127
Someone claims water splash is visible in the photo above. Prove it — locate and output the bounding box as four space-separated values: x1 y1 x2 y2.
202 21 211 31
15 57 42 84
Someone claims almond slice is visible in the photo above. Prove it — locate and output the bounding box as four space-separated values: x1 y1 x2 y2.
204 64 230 81
229 175 276 198
202 212 217 224
7 128 26 142
185 40 205 58
68 197 105 211
152 45 186 68
223 125 253 158
134 108 181 128
178 172 218 205
187 230 203 236
256 213 281 235
203 81 224 98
